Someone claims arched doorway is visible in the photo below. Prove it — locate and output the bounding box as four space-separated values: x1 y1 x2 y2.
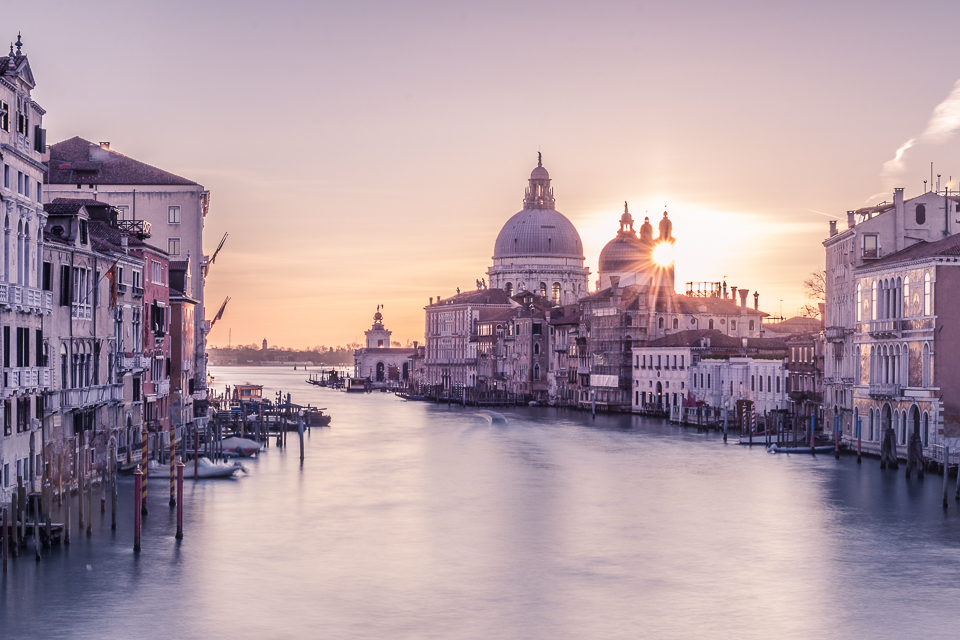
402 362 409 381
881 403 892 434
910 405 921 438
376 362 385 382
656 381 663 407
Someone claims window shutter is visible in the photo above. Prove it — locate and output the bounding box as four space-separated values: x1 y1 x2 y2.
60 265 71 306
36 330 42 367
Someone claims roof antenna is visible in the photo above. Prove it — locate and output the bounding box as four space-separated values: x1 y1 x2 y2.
15 33 22 56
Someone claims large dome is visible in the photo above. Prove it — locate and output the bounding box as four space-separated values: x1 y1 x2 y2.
493 208 584 259
598 235 646 272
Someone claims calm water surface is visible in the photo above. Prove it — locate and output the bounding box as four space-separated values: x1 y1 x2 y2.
3 366 960 639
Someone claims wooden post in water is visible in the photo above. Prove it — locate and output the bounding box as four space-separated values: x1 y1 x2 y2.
10 489 17 557
810 413 816 454
78 451 85 531
835 415 840 459
723 409 728 443
942 446 950 509
33 495 40 561
44 478 52 549
57 455 62 506
2 506 7 572
141 425 149 516
101 462 106 513
134 465 142 552
86 469 92 537
175 458 184 540
64 490 70 545
194 428 199 481
169 431 176 507
299 411 305 463
857 417 862 464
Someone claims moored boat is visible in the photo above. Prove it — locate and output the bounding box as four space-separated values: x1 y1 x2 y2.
220 436 263 457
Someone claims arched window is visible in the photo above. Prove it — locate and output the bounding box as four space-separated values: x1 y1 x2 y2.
505 283 513 297
924 272 931 316
534 364 540 380
922 342 931 387
856 282 862 321
672 318 679 329
625 315 633 326
731 320 737 330
868 408 875 441
60 344 68 389
533 342 540 355
855 345 861 383
23 223 29 288
708 319 714 330
776 376 781 393
749 320 755 331
871 281 877 320
923 412 929 446
552 283 561 304
903 277 909 317
539 282 547 298
658 317 664 329
900 411 907 445
854 407 859 439
896 277 902 318
916 203 926 224
751 375 755 391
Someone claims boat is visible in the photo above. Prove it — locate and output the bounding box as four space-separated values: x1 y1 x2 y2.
220 436 263 457
148 457 245 478
306 409 331 427
478 410 508 426
767 443 836 454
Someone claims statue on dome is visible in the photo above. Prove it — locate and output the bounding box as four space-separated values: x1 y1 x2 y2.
659 211 673 242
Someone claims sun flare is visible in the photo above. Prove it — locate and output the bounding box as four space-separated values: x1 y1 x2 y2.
652 242 675 267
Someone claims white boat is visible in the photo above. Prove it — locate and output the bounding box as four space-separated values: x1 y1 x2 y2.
220 437 263 457
148 457 245 478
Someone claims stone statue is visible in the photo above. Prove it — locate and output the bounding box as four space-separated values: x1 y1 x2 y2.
659 211 673 242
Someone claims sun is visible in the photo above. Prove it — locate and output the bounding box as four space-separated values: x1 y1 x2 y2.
652 242 675 267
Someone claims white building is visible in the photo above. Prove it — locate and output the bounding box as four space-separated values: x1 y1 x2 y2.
823 187 958 445
487 156 589 305
0 40 52 497
353 309 416 385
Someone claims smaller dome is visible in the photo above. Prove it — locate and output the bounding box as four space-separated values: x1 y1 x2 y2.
599 235 646 273
530 165 549 180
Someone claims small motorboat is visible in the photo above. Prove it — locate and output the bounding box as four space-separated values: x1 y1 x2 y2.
738 430 778 445
478 410 508 426
306 409 331 427
148 457 245 478
767 443 836 454
220 436 262 457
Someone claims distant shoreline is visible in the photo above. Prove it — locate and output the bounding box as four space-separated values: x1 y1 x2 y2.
208 362 352 367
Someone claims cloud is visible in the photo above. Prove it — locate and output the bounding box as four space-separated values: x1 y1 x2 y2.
882 80 960 185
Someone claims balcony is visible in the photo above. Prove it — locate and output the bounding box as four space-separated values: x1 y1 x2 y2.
4 367 53 390
115 219 152 238
71 303 92 320
61 384 125 409
825 326 850 342
869 383 901 399
6 285 44 313
132 286 144 298
868 319 901 338
156 379 170 397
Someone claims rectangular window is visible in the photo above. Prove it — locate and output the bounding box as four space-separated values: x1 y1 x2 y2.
36 181 41 203
168 206 181 224
116 206 129 221
23 178 29 198
2 164 8 188
42 261 52 291
863 234 878 258
17 171 23 194
59 265 71 306
36 330 43 367
2 401 9 437
2 326 9 368
79 220 88 245
168 238 181 256
0 101 8 131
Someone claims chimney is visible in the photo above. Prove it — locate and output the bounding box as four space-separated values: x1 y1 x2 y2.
741 337 748 349
753 291 759 310
429 297 433 305
120 234 128 254
846 210 855 229
99 141 110 150
723 281 728 299
738 289 749 307
731 286 738 302
829 220 837 236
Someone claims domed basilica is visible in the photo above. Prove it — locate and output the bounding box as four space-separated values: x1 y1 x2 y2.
487 155 590 305
597 203 676 291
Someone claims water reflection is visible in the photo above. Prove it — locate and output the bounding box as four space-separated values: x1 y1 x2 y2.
2 366 960 639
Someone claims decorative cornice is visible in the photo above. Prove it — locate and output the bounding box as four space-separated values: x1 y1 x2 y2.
0 143 45 172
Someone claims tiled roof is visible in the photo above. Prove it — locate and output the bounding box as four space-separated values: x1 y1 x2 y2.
43 198 115 216
46 137 198 186
660 295 767 317
645 329 787 352
763 316 822 335
859 232 960 269
428 288 512 307
169 260 189 270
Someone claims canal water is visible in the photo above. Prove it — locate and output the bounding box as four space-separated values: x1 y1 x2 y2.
3 365 960 639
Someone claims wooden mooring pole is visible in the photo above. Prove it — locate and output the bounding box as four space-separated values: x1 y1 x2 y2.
943 446 950 509
134 466 143 552
175 458 184 540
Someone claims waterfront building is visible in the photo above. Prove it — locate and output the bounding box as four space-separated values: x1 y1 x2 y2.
44 137 211 420
849 232 960 455
0 41 52 496
487 157 589 305
42 199 143 484
631 330 788 423
822 187 958 445
784 332 824 425
169 260 198 436
547 306 581 406
353 308 416 386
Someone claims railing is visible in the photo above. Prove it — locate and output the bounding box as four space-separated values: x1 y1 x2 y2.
868 319 901 336
6 367 53 388
132 286 144 298
72 303 92 320
869 383 901 398
0 285 7 305
61 384 125 409
115 219 152 238
157 379 170 397
42 291 52 311
825 326 849 341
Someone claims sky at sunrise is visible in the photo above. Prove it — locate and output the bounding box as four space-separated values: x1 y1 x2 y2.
10 0 960 348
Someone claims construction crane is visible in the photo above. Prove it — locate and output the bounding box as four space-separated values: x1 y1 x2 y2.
209 296 231 330
204 232 229 277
